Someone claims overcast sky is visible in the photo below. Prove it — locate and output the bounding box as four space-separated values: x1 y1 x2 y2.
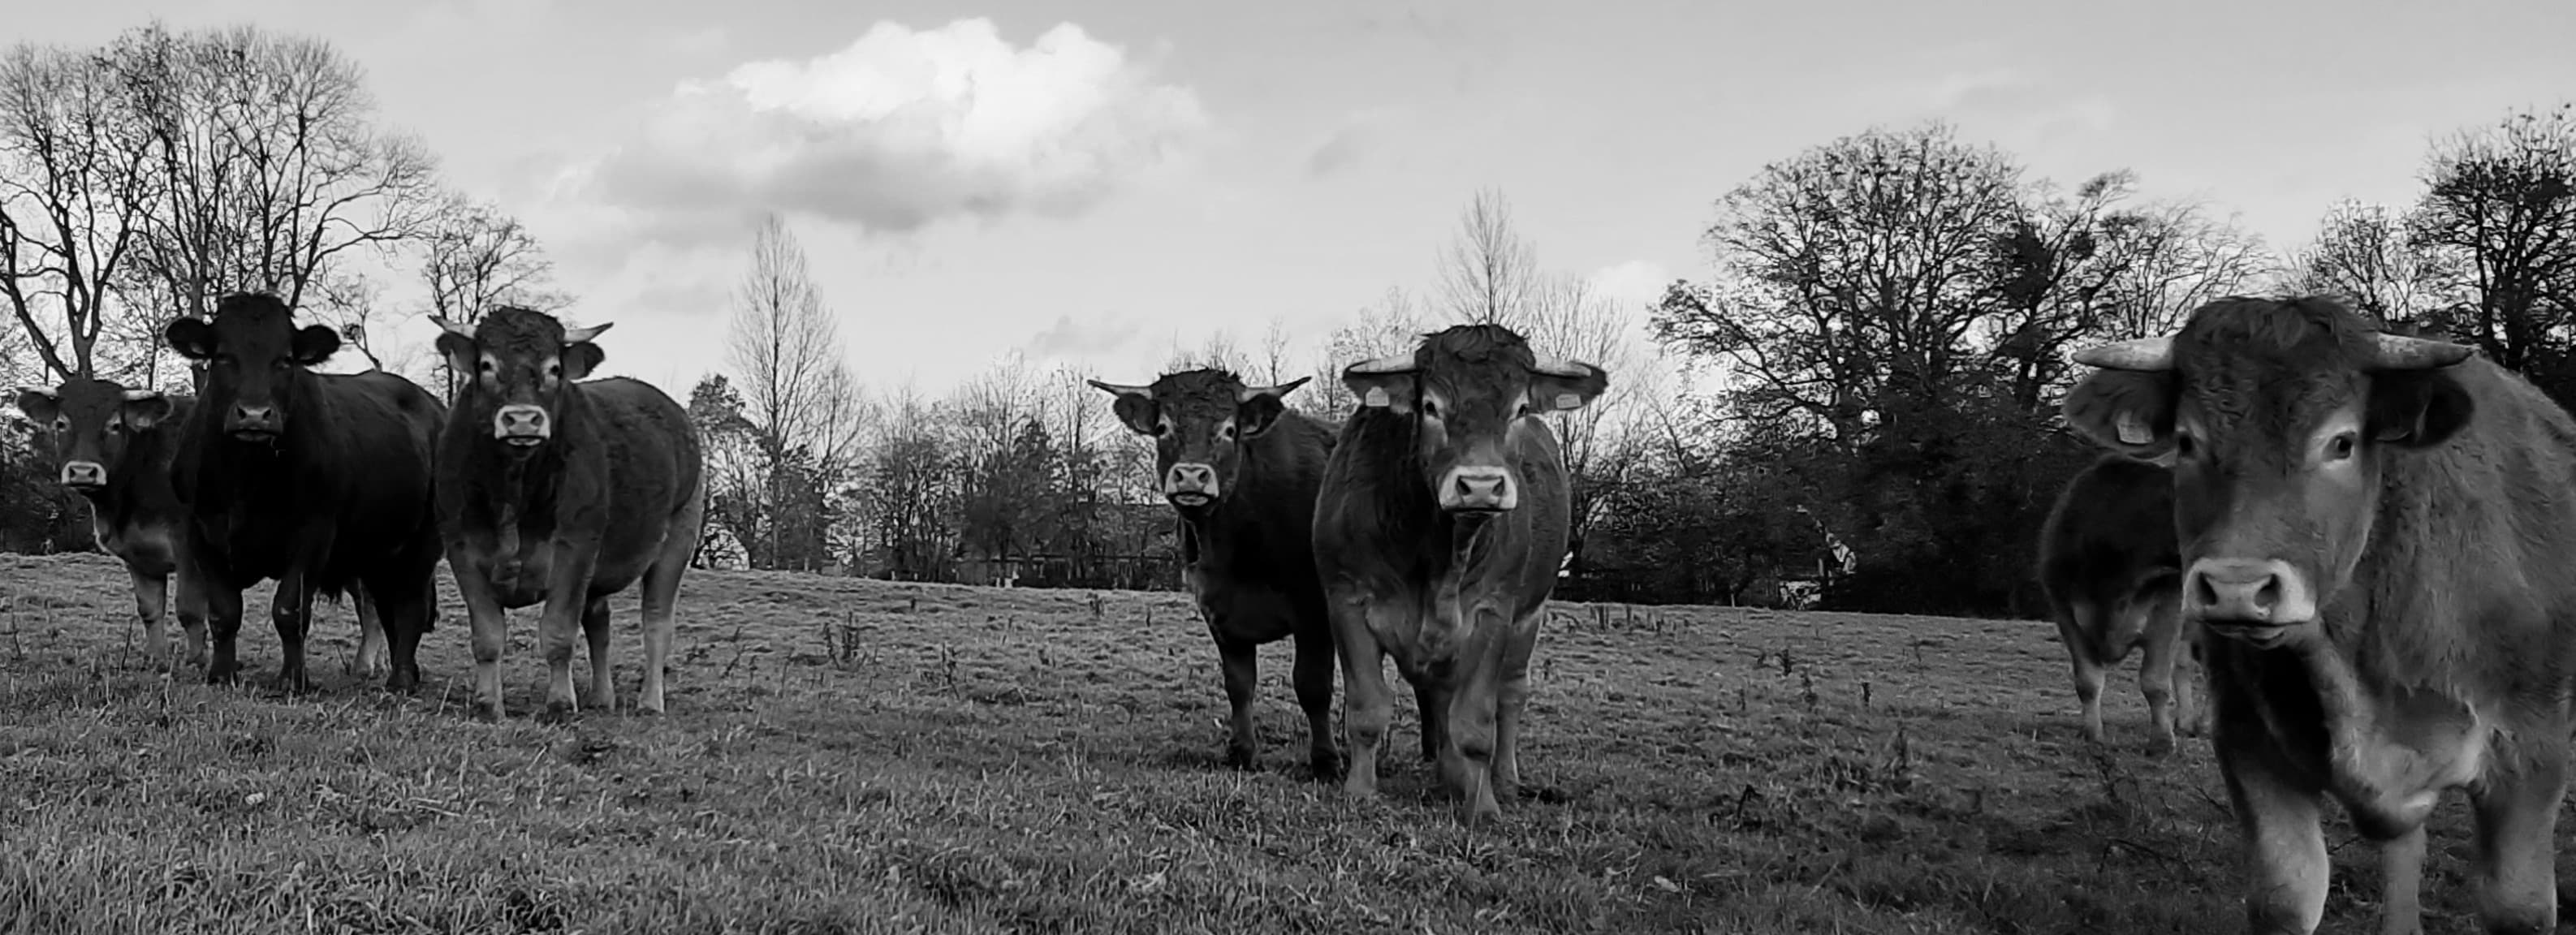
15 0 2576 397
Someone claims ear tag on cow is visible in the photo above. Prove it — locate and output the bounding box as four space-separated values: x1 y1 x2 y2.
2115 411 2151 446
1364 387 1389 407
1553 392 1579 411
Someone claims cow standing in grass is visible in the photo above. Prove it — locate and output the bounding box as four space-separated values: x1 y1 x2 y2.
162 294 443 692
432 308 706 722
12 379 215 668
1087 369 1343 778
2065 295 2576 934
2037 453 2204 756
1318 324 1607 824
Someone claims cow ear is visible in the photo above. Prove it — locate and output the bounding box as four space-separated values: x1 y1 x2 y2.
1529 360 1608 413
434 331 477 381
1234 377 1310 437
12 387 58 425
1085 380 1163 436
289 324 340 365
561 342 605 381
1341 355 1419 414
164 318 216 360
2367 370 2474 448
2062 369 2177 459
121 391 172 430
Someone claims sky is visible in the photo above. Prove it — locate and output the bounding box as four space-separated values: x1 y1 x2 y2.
11 0 2576 399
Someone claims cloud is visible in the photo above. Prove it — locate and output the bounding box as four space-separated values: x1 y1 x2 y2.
576 19 1208 239
1588 260 1672 309
1305 124 1368 179
1022 312 1143 360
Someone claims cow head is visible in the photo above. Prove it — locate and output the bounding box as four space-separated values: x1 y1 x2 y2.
163 293 339 443
2062 295 2475 648
432 306 610 453
11 378 174 493
1088 369 1310 514
1340 324 1607 516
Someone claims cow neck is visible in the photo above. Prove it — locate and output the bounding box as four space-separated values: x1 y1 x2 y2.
468 419 570 590
1177 433 1276 567
1348 408 1453 578
88 429 175 528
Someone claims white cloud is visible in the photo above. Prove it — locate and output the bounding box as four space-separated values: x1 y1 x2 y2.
574 18 1208 239
1588 259 1672 309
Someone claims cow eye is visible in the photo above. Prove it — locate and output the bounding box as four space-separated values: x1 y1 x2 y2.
1421 399 1442 420
1150 420 1170 437
1219 422 1237 442
2326 433 2357 462
2174 433 2196 459
51 418 67 433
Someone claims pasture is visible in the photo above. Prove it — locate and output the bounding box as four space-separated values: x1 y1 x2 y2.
0 551 2558 933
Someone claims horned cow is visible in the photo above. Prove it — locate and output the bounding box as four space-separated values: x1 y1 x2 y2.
2035 453 2205 756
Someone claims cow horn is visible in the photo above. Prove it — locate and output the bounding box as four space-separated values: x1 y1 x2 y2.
2070 336 2175 371
1530 357 1594 379
563 322 613 343
1085 379 1151 397
1237 376 1313 403
2368 332 2475 371
1344 353 1417 377
119 389 161 402
15 386 56 400
429 315 473 338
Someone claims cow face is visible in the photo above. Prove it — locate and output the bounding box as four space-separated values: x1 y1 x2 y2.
2063 295 2475 648
1340 324 1607 515
432 306 610 453
164 293 339 442
11 378 174 493
1088 369 1311 514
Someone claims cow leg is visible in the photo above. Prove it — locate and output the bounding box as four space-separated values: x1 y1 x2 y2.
1412 682 1449 763
635 498 702 717
1331 596 1395 801
582 595 615 713
2136 600 2184 757
452 563 513 721
1213 634 1261 770
204 580 246 686
1439 613 1507 825
379 570 437 694
266 570 317 694
2055 599 2108 743
2222 744 2331 933
1491 610 1543 804
127 565 170 667
2377 826 2427 935
173 564 209 670
2466 756 2565 934
346 584 387 682
1290 623 1342 782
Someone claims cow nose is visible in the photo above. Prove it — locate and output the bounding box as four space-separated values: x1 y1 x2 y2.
494 404 550 442
1165 463 1218 499
1441 466 1516 511
58 460 105 487
231 403 274 429
2184 558 2315 627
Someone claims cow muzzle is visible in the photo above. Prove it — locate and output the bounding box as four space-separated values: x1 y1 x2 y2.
1164 462 1218 507
2184 558 2317 641
58 460 105 490
494 404 551 447
227 403 278 440
1439 465 1517 513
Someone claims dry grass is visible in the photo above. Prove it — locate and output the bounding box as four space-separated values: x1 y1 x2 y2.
0 550 2564 933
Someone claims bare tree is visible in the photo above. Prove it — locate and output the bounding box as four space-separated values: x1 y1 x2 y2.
0 42 159 381
1310 287 1425 420
2407 101 2576 373
1253 315 1294 385
110 24 444 324
726 212 868 569
420 195 567 325
2286 200 2453 327
1439 187 1541 325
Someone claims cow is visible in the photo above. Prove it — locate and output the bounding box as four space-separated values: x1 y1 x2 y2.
12 379 212 667
2036 452 2206 756
162 293 446 694
1316 323 1607 824
430 307 705 722
1085 368 1341 778
2064 294 2576 934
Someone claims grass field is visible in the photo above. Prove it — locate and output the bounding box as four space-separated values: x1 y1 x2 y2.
0 550 2567 934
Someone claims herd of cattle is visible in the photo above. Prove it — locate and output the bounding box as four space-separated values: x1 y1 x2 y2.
6 291 2571 933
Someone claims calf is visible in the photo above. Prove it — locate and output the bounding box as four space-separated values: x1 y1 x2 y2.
2065 294 2576 934
2036 453 2204 755
1087 369 1341 777
12 380 209 666
1317 324 1607 823
432 307 706 721
163 293 444 692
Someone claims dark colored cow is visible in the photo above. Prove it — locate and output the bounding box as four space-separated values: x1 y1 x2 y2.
1086 369 1340 777
2064 295 2576 934
1315 324 1607 823
162 293 446 693
2036 453 2204 756
12 379 209 666
431 308 706 721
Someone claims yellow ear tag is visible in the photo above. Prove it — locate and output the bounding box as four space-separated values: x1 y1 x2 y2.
1364 387 1390 407
1554 393 1579 410
2115 411 2151 446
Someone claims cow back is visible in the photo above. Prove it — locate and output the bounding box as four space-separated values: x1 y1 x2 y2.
2038 455 2180 610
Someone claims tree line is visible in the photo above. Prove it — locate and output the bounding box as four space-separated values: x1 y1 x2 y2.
3 23 2570 618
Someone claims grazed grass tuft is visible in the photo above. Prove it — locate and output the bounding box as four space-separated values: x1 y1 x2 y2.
0 551 2564 933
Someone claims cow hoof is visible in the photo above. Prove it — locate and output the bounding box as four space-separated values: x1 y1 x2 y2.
1223 747 1258 772
1309 750 1346 782
270 674 314 696
537 702 576 725
205 665 239 686
471 702 504 723
2146 735 2178 758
